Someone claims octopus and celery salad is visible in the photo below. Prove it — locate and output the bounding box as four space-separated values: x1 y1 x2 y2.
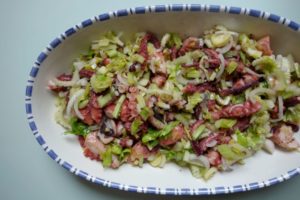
49 25 300 180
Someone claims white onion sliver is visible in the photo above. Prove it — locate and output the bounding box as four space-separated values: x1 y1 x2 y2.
98 132 114 144
73 61 86 71
176 72 201 85
216 53 225 80
244 67 265 78
262 139 275 154
189 154 210 168
160 33 170 48
206 140 217 148
215 30 239 37
66 89 85 118
277 96 284 120
76 78 88 86
117 73 129 86
74 97 84 120
53 69 80 87
270 96 284 122
216 37 233 54
248 87 275 101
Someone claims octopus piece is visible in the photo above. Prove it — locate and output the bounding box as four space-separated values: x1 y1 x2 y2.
138 32 160 65
256 36 273 56
148 116 165 130
219 74 259 96
284 96 300 107
165 112 175 122
191 133 219 155
271 124 300 150
190 120 205 133
204 48 220 68
48 74 72 92
146 96 158 108
170 46 178 60
57 74 72 81
151 74 167 87
111 155 121 169
128 142 152 162
79 68 95 79
206 151 222 166
178 37 201 56
84 132 106 156
119 137 134 148
181 62 199 68
120 99 138 122
233 117 251 132
104 103 115 119
270 95 300 119
159 124 185 146
212 100 261 120
183 82 217 94
79 93 103 125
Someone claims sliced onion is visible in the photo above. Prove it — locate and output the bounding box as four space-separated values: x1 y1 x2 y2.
76 78 88 86
117 73 129 86
98 132 114 144
270 96 284 122
189 154 210 168
216 53 225 80
73 61 86 71
176 72 201 85
216 37 233 54
248 87 276 101
160 33 170 48
53 70 80 87
89 125 100 131
215 30 239 37
262 139 275 154
199 55 209 69
66 89 85 118
206 140 218 147
74 94 84 120
244 67 265 78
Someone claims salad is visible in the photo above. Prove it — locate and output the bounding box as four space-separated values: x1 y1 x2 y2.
49 25 300 180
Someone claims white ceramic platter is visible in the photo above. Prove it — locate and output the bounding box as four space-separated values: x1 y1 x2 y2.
25 4 300 195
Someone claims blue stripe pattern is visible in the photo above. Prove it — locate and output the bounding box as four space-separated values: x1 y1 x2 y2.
249 182 259 190
249 9 261 17
288 21 299 31
82 19 93 27
30 67 39 78
36 135 45 145
25 103 32 114
268 14 280 22
209 5 220 12
26 85 32 97
37 52 47 63
62 161 72 170
99 13 110 21
229 6 242 14
117 9 128 17
29 121 37 131
48 150 58 160
155 5 166 12
135 7 146 14
190 4 201 11
65 27 76 37
50 38 61 48
26 4 300 195
171 4 184 11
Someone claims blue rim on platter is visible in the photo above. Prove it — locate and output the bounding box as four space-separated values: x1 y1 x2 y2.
25 4 300 195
